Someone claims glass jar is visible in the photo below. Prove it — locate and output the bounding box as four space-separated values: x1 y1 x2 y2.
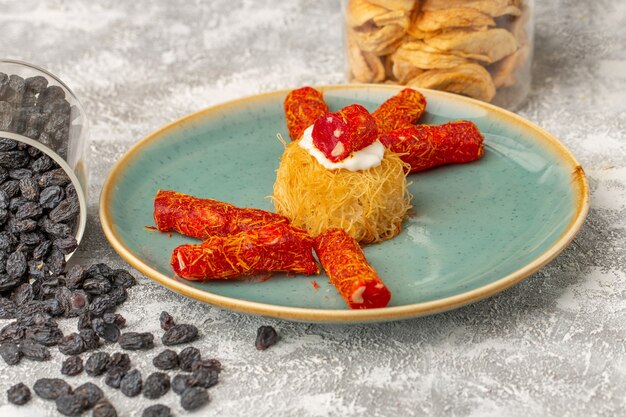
343 0 534 110
0 59 88 252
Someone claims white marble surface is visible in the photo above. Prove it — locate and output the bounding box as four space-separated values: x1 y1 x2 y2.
1 0 625 416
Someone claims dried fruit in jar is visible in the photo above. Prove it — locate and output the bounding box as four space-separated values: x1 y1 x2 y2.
284 86 329 141
314 228 391 309
379 120 484 172
371 88 427 133
154 190 290 240
171 222 319 280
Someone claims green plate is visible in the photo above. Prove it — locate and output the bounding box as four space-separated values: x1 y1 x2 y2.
100 85 588 323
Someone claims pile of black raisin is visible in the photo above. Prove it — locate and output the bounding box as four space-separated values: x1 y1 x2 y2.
0 262 135 364
0 72 73 160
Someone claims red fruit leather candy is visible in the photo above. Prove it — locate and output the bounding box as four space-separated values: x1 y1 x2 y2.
311 104 378 162
313 228 391 309
284 87 329 141
372 88 427 133
379 121 485 173
154 190 289 240
171 223 320 280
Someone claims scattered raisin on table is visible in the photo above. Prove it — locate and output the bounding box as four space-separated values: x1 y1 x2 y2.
85 351 110 376
0 340 22 365
143 372 171 399
105 367 126 389
6 382 31 405
33 377 72 400
180 386 210 411
73 382 103 409
153 349 179 370
159 311 175 331
142 404 171 417
120 369 142 397
178 346 201 372
162 323 199 346
255 325 279 350
171 373 194 395
55 393 84 416
119 332 154 350
61 355 83 376
93 398 118 417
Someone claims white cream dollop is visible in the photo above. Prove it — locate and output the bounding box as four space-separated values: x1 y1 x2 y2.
298 125 385 171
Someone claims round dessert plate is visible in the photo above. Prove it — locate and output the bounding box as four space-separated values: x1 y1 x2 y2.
100 85 588 323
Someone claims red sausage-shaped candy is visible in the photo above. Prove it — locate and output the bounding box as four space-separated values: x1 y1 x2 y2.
314 228 391 309
284 86 329 141
379 121 485 173
154 190 289 240
372 88 427 133
171 223 320 280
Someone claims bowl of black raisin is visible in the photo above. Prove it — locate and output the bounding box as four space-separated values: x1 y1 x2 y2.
0 59 88 266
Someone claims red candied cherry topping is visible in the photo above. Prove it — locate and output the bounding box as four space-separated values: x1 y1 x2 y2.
311 104 379 163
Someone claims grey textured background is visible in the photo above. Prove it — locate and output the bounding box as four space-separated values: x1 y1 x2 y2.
1 1 626 416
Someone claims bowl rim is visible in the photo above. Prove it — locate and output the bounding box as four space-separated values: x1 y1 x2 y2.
99 84 589 323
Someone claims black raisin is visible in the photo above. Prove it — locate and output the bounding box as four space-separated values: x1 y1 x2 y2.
93 399 118 417
107 352 131 372
120 369 142 397
53 235 78 255
11 282 33 306
6 250 27 279
142 404 171 417
39 185 65 209
6 382 31 405
191 358 222 373
15 201 42 219
119 332 154 350
49 197 79 223
31 155 54 173
82 276 112 295
0 341 22 365
85 351 110 376
103 312 126 327
32 239 52 260
19 339 51 361
143 372 170 399
153 349 179 370
74 382 103 409
0 179 20 197
105 367 126 389
171 373 193 395
19 177 39 201
45 246 66 275
88 294 117 316
178 346 201 372
159 311 175 331
0 274 22 292
55 394 85 416
33 377 72 400
180 386 210 411
64 264 85 288
25 323 63 346
162 324 199 346
79 328 100 351
112 269 135 288
61 355 83 376
255 325 278 350
25 75 48 93
0 297 16 319
191 368 219 389
58 332 85 355
38 168 70 188
0 151 29 169
92 318 120 343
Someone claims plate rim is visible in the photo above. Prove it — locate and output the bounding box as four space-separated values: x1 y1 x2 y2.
99 84 589 323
